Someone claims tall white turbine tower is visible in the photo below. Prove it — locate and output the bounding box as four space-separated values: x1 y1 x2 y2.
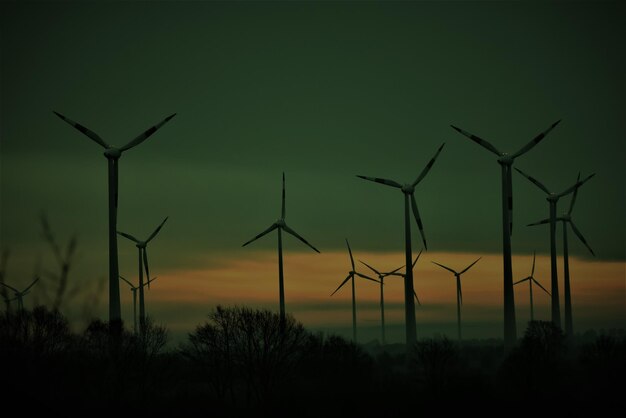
54 112 176 325
450 120 560 348
331 239 379 343
515 168 594 328
357 143 445 346
118 217 168 332
431 258 481 340
242 172 320 330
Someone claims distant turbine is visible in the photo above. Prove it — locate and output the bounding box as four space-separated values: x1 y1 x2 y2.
431 258 481 340
120 275 158 334
513 252 550 322
515 168 594 328
331 239 379 343
0 277 39 311
451 120 560 348
54 111 176 324
242 173 320 329
357 143 445 346
527 173 595 336
360 249 423 345
118 217 168 332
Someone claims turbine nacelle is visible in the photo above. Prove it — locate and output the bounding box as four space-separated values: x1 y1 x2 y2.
561 213 571 221
135 241 147 249
103 148 122 159
401 184 415 194
546 194 559 202
497 154 513 165
276 219 286 227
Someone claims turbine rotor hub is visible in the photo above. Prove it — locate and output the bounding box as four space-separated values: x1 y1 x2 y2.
136 242 147 248
401 184 414 194
497 154 513 165
547 194 558 202
276 219 285 227
104 148 122 159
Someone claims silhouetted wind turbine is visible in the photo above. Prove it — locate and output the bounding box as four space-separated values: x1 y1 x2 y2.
331 239 379 343
451 120 560 348
515 168 594 328
54 111 176 324
118 217 168 332
527 174 595 335
120 275 158 334
357 143 445 346
0 277 39 311
513 252 550 322
431 258 481 340
360 250 422 345
242 173 320 329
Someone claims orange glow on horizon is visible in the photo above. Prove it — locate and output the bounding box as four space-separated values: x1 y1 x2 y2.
127 250 624 339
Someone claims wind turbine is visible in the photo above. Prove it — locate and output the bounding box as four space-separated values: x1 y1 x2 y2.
513 252 550 322
118 217 168 332
450 120 560 348
331 239 379 343
54 111 176 324
357 143 445 346
515 168 594 328
120 275 158 334
431 258 481 341
242 172 320 329
527 174 595 335
360 250 422 345
0 277 39 311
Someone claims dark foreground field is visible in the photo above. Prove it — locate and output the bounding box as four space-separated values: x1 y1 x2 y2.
1 306 624 415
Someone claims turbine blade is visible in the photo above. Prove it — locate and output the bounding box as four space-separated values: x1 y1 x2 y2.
431 261 457 275
242 223 278 247
412 143 445 186
282 224 320 253
511 120 561 159
147 216 169 243
450 125 501 156
569 220 595 256
144 276 158 288
458 280 463 306
53 111 110 149
513 277 531 285
412 248 423 268
527 218 550 227
356 175 402 189
568 172 581 215
386 265 404 275
143 248 151 289
514 167 551 195
531 251 536 276
119 113 176 152
533 278 551 296
345 239 355 270
331 274 352 296
355 272 379 284
0 282 19 293
414 290 421 306
410 194 427 250
359 260 380 276
459 257 481 275
556 173 595 199
281 172 286 220
119 276 134 288
117 231 140 243
22 277 39 293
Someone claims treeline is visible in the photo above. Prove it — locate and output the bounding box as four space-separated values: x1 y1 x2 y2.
1 306 624 415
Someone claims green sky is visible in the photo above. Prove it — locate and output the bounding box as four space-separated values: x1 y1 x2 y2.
0 2 624 336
